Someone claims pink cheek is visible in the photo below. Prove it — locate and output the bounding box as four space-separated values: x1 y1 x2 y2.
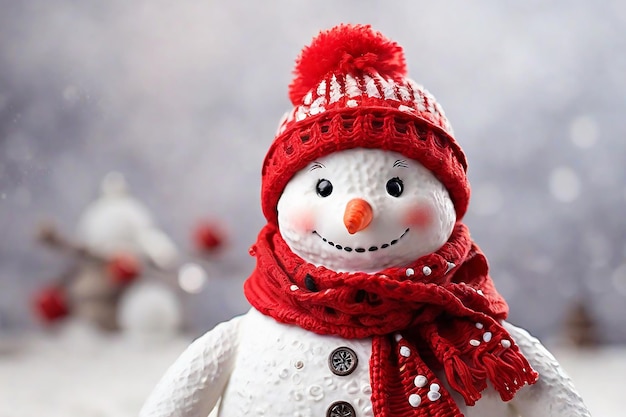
403 203 434 229
286 209 317 234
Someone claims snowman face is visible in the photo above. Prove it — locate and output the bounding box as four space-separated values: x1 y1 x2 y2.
277 148 456 273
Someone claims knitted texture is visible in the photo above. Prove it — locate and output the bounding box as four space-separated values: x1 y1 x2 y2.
244 223 539 416
261 24 470 224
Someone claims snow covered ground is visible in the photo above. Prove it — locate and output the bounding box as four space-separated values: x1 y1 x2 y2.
0 321 620 417
0 322 189 417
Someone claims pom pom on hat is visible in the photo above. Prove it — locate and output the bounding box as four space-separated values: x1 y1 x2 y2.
289 24 407 105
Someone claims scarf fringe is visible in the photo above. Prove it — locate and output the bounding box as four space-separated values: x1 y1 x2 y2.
483 349 539 402
424 315 538 406
444 355 485 405
444 345 539 405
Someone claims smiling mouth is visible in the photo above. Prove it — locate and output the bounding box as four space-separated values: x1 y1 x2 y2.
312 228 410 253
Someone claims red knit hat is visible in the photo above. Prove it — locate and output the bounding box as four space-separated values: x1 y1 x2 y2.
261 24 470 223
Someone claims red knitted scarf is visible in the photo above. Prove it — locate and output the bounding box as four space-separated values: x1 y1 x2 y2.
244 223 538 416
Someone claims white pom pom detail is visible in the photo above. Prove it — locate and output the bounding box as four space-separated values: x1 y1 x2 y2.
428 391 441 401
409 394 422 407
414 375 428 387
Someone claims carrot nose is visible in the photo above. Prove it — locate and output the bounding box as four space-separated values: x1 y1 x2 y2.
343 198 373 234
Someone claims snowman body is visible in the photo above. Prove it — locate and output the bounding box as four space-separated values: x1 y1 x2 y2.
217 308 516 417
142 307 588 417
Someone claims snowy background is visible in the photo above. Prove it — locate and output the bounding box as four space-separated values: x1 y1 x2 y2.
0 0 625 415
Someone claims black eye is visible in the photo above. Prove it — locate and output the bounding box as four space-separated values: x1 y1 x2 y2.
386 177 403 197
316 179 333 197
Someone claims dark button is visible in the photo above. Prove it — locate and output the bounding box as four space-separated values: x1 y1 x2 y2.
327 401 356 417
328 346 358 376
304 274 318 292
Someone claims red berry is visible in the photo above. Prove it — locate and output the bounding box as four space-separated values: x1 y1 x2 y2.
107 253 141 284
193 222 225 252
34 286 69 322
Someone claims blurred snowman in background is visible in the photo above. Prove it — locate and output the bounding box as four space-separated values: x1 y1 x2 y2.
34 172 225 340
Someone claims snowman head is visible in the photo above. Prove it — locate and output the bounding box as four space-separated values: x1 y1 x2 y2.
262 25 470 272
277 148 456 272
77 172 179 268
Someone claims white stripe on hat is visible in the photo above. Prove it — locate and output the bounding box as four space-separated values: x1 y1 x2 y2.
376 74 398 101
345 74 362 98
329 75 343 104
309 96 326 115
408 80 427 112
397 83 412 102
303 91 313 105
424 89 441 118
295 106 308 121
316 80 327 97
363 75 381 98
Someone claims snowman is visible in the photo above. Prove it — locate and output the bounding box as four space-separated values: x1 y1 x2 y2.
75 171 182 335
35 172 183 335
140 25 591 417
